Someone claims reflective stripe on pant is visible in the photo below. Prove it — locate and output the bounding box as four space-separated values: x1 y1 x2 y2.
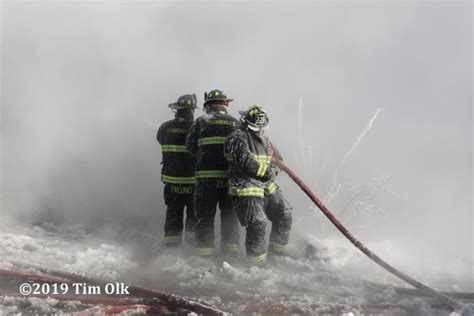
195 247 214 256
194 179 240 254
248 252 267 264
222 242 240 253
232 188 292 259
164 184 196 246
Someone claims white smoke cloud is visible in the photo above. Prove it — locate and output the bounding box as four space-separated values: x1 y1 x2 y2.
0 1 471 287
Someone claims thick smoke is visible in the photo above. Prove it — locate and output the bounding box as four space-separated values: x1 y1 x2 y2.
1 1 472 288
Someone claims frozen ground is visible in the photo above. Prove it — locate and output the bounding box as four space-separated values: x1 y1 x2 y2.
0 217 472 315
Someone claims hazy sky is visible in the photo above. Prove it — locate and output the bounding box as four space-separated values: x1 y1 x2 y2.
1 1 472 279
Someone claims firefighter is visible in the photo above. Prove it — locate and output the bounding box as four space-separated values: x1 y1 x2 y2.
186 89 240 257
157 94 197 247
224 105 293 264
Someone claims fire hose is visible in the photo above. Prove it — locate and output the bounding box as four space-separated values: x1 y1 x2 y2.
4 262 227 316
272 158 467 313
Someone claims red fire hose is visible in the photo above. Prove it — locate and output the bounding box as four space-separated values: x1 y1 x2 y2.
5 262 227 316
272 158 466 313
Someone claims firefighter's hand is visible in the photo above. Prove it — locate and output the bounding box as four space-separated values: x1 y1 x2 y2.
261 165 278 181
270 164 280 178
268 148 274 158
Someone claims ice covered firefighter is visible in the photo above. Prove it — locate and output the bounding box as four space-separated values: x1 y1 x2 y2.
157 94 197 247
224 105 293 264
186 89 240 257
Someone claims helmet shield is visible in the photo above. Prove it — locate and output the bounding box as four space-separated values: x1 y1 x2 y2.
168 94 197 110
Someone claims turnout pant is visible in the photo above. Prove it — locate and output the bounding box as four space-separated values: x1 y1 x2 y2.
163 184 196 247
194 179 240 256
232 189 292 263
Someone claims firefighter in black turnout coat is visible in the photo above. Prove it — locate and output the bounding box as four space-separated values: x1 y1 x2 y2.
186 89 240 256
157 94 197 247
224 106 293 264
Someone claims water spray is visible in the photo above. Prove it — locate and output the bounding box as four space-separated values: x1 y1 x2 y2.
339 108 380 169
327 108 381 206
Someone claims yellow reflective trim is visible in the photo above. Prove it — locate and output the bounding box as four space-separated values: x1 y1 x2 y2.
248 252 267 264
229 186 264 197
256 162 268 177
248 108 258 117
198 136 226 146
165 236 180 243
251 153 272 164
196 170 228 179
210 119 236 126
215 91 220 96
161 144 188 153
161 175 196 184
266 181 279 194
223 242 240 253
271 242 288 253
166 128 187 134
170 185 193 194
195 247 214 256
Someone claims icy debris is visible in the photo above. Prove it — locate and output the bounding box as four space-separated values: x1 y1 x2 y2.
452 285 462 292
222 261 231 270
0 296 85 314
1 219 472 315
0 221 136 280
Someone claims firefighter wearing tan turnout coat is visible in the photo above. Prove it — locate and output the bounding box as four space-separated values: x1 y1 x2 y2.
224 105 293 263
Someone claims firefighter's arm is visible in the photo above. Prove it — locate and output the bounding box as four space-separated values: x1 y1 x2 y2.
186 119 199 155
225 133 272 180
157 125 163 144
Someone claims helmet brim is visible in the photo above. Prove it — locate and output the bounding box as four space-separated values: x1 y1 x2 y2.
203 98 234 106
168 102 197 109
168 102 178 109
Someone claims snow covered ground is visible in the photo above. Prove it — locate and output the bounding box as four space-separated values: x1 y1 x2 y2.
0 217 472 315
